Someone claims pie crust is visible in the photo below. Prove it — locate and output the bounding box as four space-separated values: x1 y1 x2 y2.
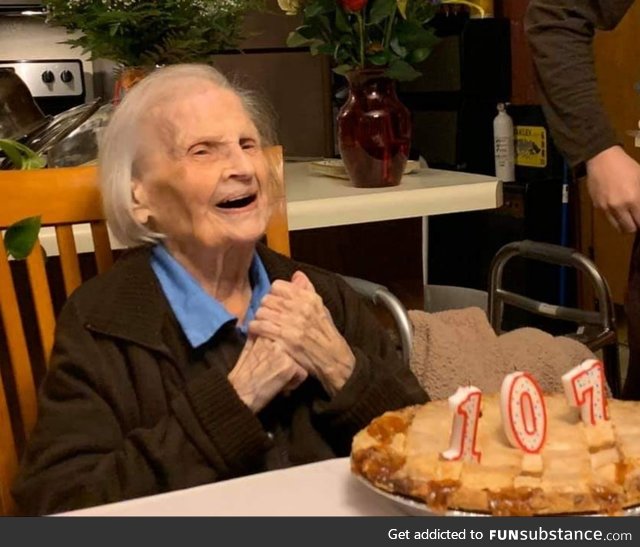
351 394 640 515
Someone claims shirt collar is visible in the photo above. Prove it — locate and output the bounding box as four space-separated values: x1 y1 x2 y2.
150 244 271 347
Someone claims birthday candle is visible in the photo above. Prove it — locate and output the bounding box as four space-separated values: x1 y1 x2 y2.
500 372 547 453
562 359 609 425
441 386 482 463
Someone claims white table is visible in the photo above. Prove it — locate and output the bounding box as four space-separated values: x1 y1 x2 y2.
58 458 408 517
36 164 501 286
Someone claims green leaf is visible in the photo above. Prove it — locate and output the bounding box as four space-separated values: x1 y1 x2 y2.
384 58 422 81
310 40 332 55
4 216 42 260
409 47 432 65
21 155 47 170
390 37 407 58
396 0 408 19
0 138 46 169
335 7 350 33
0 139 24 168
304 0 334 19
396 21 439 49
332 64 353 76
286 30 312 47
368 50 390 66
369 0 397 25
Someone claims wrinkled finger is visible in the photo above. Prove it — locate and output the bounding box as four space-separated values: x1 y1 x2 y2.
260 294 296 313
611 209 636 233
282 365 308 395
629 202 640 232
605 212 623 233
254 305 285 324
292 271 316 292
270 279 306 299
248 319 282 340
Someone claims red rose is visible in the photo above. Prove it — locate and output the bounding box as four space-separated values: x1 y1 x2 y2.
339 0 368 12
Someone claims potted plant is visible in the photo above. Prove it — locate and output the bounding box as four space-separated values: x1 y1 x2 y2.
45 1 265 98
278 0 444 187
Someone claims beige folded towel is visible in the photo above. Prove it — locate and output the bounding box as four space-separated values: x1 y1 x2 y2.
408 307 503 400
497 328 594 394
408 308 597 400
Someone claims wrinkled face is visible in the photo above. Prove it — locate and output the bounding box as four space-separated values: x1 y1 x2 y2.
132 81 271 253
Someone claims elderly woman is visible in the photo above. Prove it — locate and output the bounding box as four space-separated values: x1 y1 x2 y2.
13 64 427 515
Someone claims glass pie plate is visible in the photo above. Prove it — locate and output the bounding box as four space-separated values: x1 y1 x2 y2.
355 475 640 517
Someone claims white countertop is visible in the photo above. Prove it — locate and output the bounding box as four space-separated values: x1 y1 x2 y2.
58 458 407 517
35 164 502 257
285 163 501 230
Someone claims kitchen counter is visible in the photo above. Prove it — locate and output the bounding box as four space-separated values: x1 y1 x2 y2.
35 163 501 257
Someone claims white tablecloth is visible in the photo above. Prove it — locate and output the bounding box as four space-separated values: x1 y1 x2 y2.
58 458 408 517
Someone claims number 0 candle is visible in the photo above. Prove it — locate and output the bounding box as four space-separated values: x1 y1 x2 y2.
500 372 547 453
562 359 609 425
441 386 482 463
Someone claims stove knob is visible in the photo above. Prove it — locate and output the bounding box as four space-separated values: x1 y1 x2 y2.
60 70 74 83
41 70 55 84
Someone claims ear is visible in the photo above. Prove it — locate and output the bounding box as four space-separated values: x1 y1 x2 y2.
131 178 152 225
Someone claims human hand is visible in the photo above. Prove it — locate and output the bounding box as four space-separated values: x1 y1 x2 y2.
586 145 640 233
228 335 307 413
248 271 356 397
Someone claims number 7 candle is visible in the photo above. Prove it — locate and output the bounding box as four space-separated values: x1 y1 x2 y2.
441 386 482 463
562 359 609 425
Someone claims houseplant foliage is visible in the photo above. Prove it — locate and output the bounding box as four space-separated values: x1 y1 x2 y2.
279 0 441 81
45 0 264 67
0 139 44 259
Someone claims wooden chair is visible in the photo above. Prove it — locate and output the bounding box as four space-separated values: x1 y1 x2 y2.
0 145 286 514
0 164 113 515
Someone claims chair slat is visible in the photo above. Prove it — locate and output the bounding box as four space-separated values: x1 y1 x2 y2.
263 146 291 257
55 225 82 297
0 372 18 516
25 244 56 364
91 221 113 274
0 238 38 437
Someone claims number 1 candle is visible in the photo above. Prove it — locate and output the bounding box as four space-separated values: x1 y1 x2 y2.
441 386 482 463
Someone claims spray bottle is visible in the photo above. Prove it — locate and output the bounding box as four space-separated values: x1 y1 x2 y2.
493 103 515 182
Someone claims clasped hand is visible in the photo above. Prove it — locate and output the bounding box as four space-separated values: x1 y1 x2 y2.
228 271 356 413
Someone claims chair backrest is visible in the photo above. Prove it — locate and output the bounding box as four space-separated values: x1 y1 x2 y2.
0 164 113 515
0 145 286 514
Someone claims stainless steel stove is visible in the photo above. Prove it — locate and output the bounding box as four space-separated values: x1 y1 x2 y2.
0 58 86 115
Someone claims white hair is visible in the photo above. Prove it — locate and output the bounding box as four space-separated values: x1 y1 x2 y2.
98 63 277 247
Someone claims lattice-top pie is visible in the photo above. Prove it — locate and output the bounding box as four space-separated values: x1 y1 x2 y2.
351 395 640 515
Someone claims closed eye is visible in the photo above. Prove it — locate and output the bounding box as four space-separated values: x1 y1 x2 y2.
240 138 258 151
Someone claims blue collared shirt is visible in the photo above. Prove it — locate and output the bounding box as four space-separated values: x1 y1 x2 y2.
150 244 271 347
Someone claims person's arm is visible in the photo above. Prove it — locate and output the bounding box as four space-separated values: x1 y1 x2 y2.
526 0 640 232
12 300 271 515
524 0 634 167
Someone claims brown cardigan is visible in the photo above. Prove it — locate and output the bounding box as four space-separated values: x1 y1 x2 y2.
525 0 635 167
12 244 427 515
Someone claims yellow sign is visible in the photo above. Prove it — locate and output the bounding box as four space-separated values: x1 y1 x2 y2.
515 126 547 168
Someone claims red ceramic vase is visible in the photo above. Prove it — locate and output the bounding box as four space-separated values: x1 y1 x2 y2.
337 69 411 187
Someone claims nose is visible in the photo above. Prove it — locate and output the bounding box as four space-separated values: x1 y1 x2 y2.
222 143 256 181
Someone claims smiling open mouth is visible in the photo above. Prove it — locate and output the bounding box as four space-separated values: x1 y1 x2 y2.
216 193 257 209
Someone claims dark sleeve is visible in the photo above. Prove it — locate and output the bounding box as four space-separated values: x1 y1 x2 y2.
310 273 428 443
12 301 270 515
524 0 634 166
